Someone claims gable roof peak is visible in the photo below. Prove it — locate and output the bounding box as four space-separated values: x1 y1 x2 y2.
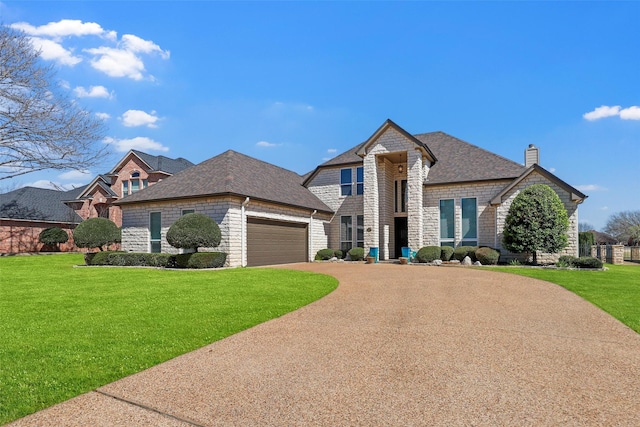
355 119 438 163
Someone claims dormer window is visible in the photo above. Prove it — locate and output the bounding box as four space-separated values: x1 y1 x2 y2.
122 171 147 196
131 171 140 178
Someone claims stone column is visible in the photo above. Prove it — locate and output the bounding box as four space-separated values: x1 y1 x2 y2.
363 153 379 257
406 149 424 251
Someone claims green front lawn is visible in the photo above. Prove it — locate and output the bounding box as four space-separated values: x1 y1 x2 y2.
0 254 338 424
488 264 640 333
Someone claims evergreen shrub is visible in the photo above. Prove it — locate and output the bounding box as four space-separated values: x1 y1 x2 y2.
415 246 441 263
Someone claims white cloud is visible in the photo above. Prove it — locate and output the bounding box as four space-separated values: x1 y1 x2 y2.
74 85 112 99
256 141 279 148
28 37 82 66
620 106 640 120
11 19 110 39
22 179 78 191
11 19 168 79
601 206 609 211
548 167 556 173
58 169 92 180
104 136 169 152
86 46 146 80
122 34 170 59
121 110 160 128
576 184 607 192
327 148 337 154
583 105 640 121
583 105 621 121
95 112 111 120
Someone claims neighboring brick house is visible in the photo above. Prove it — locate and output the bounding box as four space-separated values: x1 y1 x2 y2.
0 186 83 253
117 119 586 266
0 150 193 254
63 150 194 227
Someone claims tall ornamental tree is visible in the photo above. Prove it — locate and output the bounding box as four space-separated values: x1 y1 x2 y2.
167 213 221 252
502 184 569 264
0 26 106 180
73 218 121 251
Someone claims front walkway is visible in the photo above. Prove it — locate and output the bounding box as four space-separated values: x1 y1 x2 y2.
10 263 640 426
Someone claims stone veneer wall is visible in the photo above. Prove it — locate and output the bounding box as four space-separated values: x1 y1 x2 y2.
363 127 427 260
495 172 580 263
591 245 624 265
306 166 363 252
422 180 510 249
120 196 329 267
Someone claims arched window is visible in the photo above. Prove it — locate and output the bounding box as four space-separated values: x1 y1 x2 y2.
131 171 140 178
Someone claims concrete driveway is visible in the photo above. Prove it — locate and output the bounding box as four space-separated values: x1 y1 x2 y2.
9 263 640 426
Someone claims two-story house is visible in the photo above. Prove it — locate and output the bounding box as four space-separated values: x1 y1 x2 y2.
116 119 586 266
0 150 193 253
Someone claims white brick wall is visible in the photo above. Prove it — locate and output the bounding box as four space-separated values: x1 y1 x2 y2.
423 181 509 248
495 172 580 263
121 196 330 267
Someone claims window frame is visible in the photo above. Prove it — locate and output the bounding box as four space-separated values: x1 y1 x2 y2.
356 214 364 248
356 166 364 195
182 209 195 215
340 215 353 252
149 212 162 253
122 180 129 196
340 168 353 197
439 198 455 247
461 197 478 247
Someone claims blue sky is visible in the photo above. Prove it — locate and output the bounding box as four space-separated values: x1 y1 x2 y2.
1 1 638 230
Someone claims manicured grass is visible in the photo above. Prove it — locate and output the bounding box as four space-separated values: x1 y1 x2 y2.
488 264 640 333
0 254 338 424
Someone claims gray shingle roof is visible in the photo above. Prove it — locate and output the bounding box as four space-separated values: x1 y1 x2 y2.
0 187 83 223
416 132 526 185
307 131 526 185
131 150 194 174
115 150 332 213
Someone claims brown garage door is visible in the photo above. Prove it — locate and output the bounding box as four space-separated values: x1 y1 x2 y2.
247 218 308 267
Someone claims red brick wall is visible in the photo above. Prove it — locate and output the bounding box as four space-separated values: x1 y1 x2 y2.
0 220 77 253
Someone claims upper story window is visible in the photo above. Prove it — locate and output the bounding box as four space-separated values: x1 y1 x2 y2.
356 167 364 195
340 168 352 196
122 171 148 196
341 167 364 197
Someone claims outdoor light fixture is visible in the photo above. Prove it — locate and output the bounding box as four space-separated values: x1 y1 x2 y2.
398 164 404 173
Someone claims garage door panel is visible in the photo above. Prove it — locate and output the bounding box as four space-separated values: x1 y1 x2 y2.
247 218 308 267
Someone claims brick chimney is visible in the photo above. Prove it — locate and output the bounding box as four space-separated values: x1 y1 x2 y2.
525 144 539 168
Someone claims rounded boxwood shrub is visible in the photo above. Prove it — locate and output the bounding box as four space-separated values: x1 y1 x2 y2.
167 213 221 252
557 255 579 267
334 249 344 259
175 252 227 268
440 246 455 261
475 247 500 265
316 248 335 260
348 247 365 261
454 246 477 262
73 218 121 252
39 227 69 250
574 256 603 269
415 246 441 263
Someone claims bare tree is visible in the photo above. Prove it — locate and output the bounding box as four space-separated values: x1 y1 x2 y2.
0 26 107 181
578 221 595 232
603 210 640 243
